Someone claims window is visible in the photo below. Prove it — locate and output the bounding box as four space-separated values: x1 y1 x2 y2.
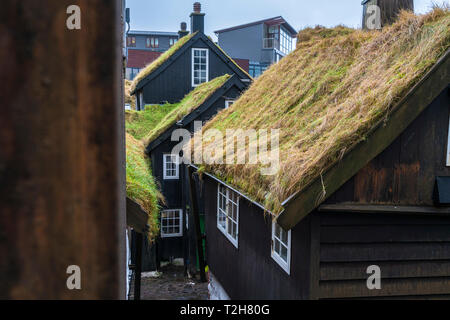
271 221 291 274
280 27 293 55
161 209 183 238
217 184 239 248
170 38 178 47
163 154 179 180
192 48 209 87
249 62 269 78
127 36 136 47
447 115 450 166
146 37 159 48
225 100 235 109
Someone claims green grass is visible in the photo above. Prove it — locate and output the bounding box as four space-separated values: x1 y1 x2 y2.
126 133 162 241
196 8 450 215
125 104 179 140
128 74 231 146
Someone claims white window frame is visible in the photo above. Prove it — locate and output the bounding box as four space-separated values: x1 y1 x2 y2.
161 209 183 238
225 100 235 109
163 154 179 180
217 184 239 248
192 48 209 87
271 221 291 274
447 115 450 166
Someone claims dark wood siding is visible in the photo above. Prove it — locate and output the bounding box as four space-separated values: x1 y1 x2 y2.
142 38 245 105
149 85 244 262
316 211 450 299
204 176 312 300
326 87 450 206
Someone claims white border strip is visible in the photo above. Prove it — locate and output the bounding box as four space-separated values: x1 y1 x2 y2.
447 115 450 167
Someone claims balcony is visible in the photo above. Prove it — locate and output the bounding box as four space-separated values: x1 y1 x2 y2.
263 38 279 50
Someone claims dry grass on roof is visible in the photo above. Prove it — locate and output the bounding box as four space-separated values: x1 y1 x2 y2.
143 74 231 145
196 8 450 215
126 133 164 241
130 32 197 92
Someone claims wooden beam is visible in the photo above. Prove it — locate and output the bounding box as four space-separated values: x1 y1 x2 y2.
187 166 207 283
133 232 143 301
0 0 125 299
278 49 450 230
126 197 150 234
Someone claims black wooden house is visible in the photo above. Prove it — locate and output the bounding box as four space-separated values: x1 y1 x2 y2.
191 9 450 299
130 2 251 110
145 74 248 271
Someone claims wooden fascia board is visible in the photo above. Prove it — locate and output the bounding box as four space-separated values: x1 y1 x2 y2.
126 197 149 234
277 49 450 230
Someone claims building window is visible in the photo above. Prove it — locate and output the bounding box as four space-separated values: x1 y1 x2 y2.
217 184 239 248
447 115 450 166
163 154 179 180
170 38 178 47
280 27 293 55
225 100 235 109
271 221 291 274
146 37 159 48
161 209 183 238
249 62 268 78
127 36 136 47
192 48 209 87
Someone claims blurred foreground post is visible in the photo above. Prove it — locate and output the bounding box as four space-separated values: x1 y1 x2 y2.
0 0 126 299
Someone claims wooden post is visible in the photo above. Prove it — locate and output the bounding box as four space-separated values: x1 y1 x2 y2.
363 0 414 30
134 232 143 300
0 0 126 299
187 166 207 283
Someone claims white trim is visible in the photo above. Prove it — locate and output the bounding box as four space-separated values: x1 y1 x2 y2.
163 154 179 180
191 48 209 87
447 115 450 166
271 221 291 275
161 209 183 238
225 100 235 109
217 184 239 248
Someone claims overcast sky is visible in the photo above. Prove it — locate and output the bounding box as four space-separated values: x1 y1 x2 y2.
126 0 447 40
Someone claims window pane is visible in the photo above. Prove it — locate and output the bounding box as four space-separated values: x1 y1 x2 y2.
274 240 280 254
275 224 281 239
281 245 288 261
281 229 288 244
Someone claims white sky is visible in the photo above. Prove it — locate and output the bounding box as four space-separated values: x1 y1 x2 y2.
126 0 448 40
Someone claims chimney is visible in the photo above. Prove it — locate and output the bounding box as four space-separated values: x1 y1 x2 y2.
362 0 414 30
190 2 205 34
178 22 189 39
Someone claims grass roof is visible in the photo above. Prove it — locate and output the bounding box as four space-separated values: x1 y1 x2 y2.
126 133 163 241
130 32 197 92
196 8 450 215
132 74 231 146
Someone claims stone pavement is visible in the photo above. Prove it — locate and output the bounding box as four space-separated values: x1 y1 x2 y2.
130 265 209 300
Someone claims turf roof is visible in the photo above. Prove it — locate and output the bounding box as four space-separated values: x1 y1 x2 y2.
125 133 163 241
196 8 450 215
132 74 232 146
